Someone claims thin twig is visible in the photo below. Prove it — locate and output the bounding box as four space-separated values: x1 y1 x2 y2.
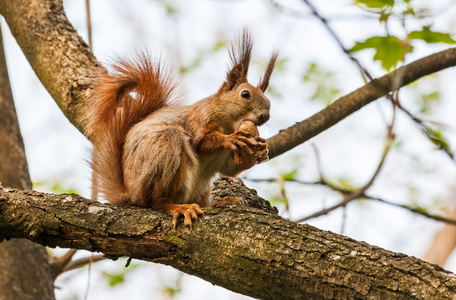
391 97 454 159
243 177 352 194
311 144 325 183
52 249 77 278
85 0 92 50
366 195 456 226
243 176 456 226
61 254 105 274
301 0 373 80
341 206 347 235
293 103 395 223
269 0 377 20
84 255 93 300
278 175 290 213
300 0 455 162
293 185 364 222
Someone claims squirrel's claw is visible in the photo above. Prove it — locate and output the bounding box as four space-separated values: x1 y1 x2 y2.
164 203 204 228
255 146 269 163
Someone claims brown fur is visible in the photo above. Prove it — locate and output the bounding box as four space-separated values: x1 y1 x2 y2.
86 50 176 204
86 31 277 226
258 52 279 92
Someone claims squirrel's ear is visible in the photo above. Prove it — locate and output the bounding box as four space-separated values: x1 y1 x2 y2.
221 30 252 91
257 52 278 93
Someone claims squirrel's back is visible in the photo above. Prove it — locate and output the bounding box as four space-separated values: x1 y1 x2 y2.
85 51 176 203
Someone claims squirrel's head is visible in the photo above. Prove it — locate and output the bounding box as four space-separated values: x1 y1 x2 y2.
217 30 278 132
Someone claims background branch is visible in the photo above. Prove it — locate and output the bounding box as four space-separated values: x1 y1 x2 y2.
244 176 456 226
295 110 395 222
267 47 456 159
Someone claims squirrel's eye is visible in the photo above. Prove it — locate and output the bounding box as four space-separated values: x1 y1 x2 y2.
241 90 250 99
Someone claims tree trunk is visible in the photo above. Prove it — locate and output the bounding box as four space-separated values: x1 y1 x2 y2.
0 24 55 300
1 178 455 300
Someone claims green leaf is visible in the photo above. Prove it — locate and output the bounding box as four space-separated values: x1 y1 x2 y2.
422 127 453 156
410 203 428 214
350 36 412 71
180 38 227 74
273 58 287 72
408 26 456 44
33 180 78 194
165 4 178 15
102 263 140 287
268 195 287 206
355 0 394 9
163 286 181 297
102 271 126 287
379 12 391 23
419 91 440 114
334 177 357 191
302 62 341 105
281 169 299 181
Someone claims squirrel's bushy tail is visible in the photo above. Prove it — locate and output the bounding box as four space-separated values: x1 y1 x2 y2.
86 51 176 204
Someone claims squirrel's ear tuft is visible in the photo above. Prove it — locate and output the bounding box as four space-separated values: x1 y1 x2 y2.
221 30 252 91
257 52 278 93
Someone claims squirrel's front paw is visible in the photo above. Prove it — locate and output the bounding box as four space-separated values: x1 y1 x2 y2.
231 121 269 164
255 141 269 163
232 146 257 170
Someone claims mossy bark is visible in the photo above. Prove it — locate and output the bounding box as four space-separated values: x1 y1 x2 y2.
1 178 455 300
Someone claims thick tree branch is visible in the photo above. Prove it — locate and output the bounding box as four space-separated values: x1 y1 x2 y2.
1 179 456 300
267 48 456 158
0 0 99 132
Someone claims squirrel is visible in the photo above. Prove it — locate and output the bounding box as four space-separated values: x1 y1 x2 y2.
85 31 277 227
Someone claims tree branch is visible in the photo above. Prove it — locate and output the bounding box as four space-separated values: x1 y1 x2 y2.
0 0 99 132
1 179 456 299
267 47 456 159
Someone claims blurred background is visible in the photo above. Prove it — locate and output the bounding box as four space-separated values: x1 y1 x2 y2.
2 0 456 298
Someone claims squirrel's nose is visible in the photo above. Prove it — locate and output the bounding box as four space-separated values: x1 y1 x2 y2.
258 112 270 125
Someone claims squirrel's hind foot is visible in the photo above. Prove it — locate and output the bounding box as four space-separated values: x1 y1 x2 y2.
163 203 204 228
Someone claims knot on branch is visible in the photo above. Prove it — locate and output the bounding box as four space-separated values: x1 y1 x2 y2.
211 177 278 214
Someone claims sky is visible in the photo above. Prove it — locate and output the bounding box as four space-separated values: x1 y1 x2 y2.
2 0 456 299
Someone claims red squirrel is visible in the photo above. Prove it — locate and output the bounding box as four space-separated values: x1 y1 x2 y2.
85 31 277 227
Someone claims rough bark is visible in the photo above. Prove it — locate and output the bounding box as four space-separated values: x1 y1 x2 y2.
1 178 455 300
0 25 55 300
